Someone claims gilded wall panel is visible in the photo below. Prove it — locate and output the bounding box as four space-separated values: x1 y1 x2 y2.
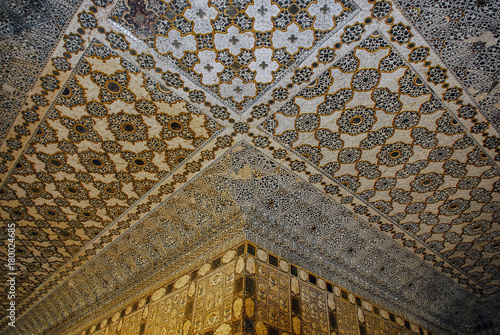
107 321 120 335
364 313 408 335
331 299 358 335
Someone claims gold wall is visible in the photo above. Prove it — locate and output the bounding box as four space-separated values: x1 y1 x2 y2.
75 242 434 335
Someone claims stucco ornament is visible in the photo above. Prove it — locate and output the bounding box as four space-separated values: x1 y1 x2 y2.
220 78 257 102
184 0 218 34
307 0 343 30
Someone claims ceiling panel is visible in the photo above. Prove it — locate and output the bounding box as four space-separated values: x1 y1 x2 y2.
0 0 499 334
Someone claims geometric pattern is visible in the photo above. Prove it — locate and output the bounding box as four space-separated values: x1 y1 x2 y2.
0 0 499 334
0 0 85 145
2 143 488 334
0 41 223 315
395 0 500 131
262 33 500 295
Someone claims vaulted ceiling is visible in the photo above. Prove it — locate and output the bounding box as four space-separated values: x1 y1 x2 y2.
0 0 499 334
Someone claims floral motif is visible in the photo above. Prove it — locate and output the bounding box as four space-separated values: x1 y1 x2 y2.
214 25 256 56
184 0 218 34
315 129 343 150
410 172 444 193
356 161 381 179
296 145 322 165
338 147 361 164
106 31 130 51
389 23 412 44
295 114 320 132
108 0 357 112
428 147 453 162
406 202 426 214
351 69 380 91
411 127 437 148
393 111 420 129
457 177 480 190
374 177 396 191
341 23 365 44
438 199 470 216
334 174 360 192
463 221 492 236
337 106 376 135
307 0 343 30
91 70 135 104
248 48 279 83
63 33 84 53
371 1 392 19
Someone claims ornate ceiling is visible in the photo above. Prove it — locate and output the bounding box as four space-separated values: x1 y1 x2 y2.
0 0 499 334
